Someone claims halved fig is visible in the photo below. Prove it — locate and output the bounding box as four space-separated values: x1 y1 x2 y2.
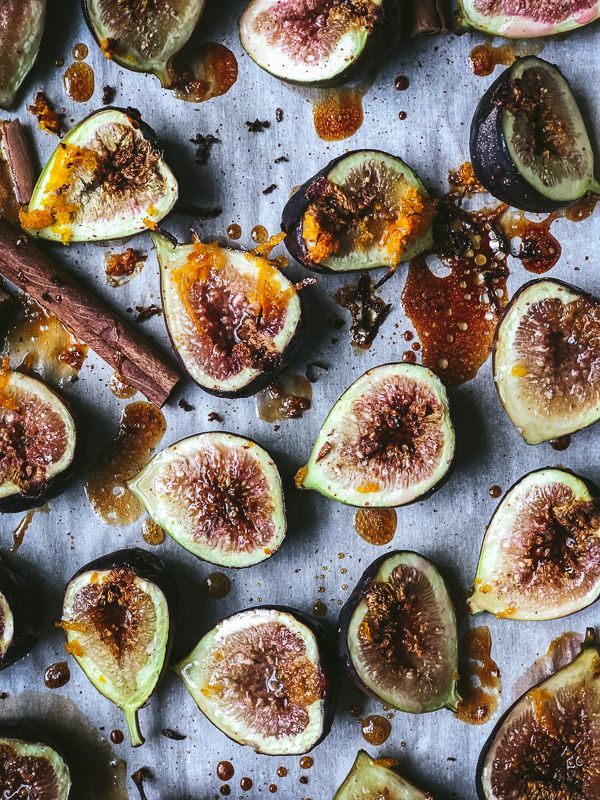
0 561 40 670
153 232 302 396
175 605 336 754
0 369 77 512
334 750 434 800
282 150 434 273
20 108 178 244
0 726 71 800
477 628 600 799
469 468 600 621
128 432 286 567
470 57 599 212
0 1 46 109
84 0 205 85
457 0 600 38
296 363 455 507
239 0 399 86
339 551 460 713
493 278 600 444
61 548 175 747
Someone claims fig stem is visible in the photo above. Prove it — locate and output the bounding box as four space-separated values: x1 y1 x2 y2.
125 706 145 748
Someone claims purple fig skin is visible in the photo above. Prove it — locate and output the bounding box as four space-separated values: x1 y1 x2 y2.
492 277 600 442
0 723 74 799
470 58 578 213
195 604 338 753
0 561 40 671
475 628 599 799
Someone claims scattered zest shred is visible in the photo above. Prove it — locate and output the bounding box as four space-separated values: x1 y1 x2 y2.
28 92 63 136
356 482 381 494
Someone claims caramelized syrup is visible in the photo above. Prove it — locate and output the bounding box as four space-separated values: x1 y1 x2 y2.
550 434 571 451
202 571 231 599
564 195 599 222
170 42 238 102
110 729 124 744
131 768 150 800
240 778 253 790
44 661 70 688
299 757 313 769
312 88 364 141
110 371 137 399
251 224 269 244
354 508 397 545
456 626 502 725
469 40 544 77
394 75 409 91
11 509 40 553
105 248 146 287
63 62 95 102
501 210 561 274
86 402 166 525
335 272 391 349
360 714 392 745
256 375 312 422
142 518 165 546
277 767 288 778
227 223 242 240
489 485 502 498
72 43 89 61
217 761 235 781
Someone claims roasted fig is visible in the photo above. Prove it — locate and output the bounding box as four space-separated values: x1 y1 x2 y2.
21 108 178 244
296 363 455 507
0 561 40 670
334 750 434 800
0 726 72 799
457 0 600 38
175 606 336 754
339 551 460 713
477 628 600 799
0 369 77 512
469 468 600 621
282 150 434 273
0 1 46 109
61 548 175 747
493 278 600 444
239 0 400 87
470 56 599 212
128 432 286 567
84 0 206 85
153 232 302 396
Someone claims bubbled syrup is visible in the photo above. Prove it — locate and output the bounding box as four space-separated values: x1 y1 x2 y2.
354 508 397 545
312 88 364 141
360 714 392 745
456 626 502 725
170 43 238 103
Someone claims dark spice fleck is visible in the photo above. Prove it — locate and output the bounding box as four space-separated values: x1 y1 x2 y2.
275 108 283 122
160 728 187 740
131 768 151 800
178 398 195 412
305 361 329 383
335 272 391 348
245 119 270 133
190 132 220 164
208 411 223 422
155 227 178 246
274 155 289 164
263 183 277 195
135 304 162 323
102 85 116 105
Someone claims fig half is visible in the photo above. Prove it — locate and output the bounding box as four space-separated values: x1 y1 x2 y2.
493 278 600 444
239 0 399 86
21 108 178 244
128 432 286 567
0 369 77 512
457 0 600 38
469 468 600 621
0 0 46 109
470 57 599 212
61 548 175 747
339 551 460 713
334 750 434 800
477 628 600 799
84 0 206 85
296 363 455 507
0 727 71 800
154 232 302 396
176 606 336 755
0 561 40 670
282 150 433 273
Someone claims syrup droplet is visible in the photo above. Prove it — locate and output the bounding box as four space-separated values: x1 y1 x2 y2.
72 42 89 61
63 62 94 102
170 42 238 102
313 600 327 618
110 729 124 744
360 714 392 745
44 661 70 688
251 224 269 243
217 761 234 781
354 508 397 545
489 485 502 499
227 223 242 240
550 435 571 451
299 756 313 769
456 626 502 725
312 88 363 141
110 371 137 399
142 518 165 546
240 777 253 790
202 572 231 599
394 75 409 90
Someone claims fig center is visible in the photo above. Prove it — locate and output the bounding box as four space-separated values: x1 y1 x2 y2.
473 0 597 24
0 744 62 800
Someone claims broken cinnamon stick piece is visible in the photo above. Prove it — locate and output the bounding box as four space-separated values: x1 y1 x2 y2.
0 221 181 406
0 120 35 205
409 0 451 36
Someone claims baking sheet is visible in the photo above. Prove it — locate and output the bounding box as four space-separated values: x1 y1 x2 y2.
1 2 600 798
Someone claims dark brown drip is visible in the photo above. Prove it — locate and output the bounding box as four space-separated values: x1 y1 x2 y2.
268 785 278 793
312 88 364 141
501 211 561 274
220 787 231 796
160 728 186 740
202 572 231 599
299 756 313 769
456 626 502 725
360 714 392 745
354 508 397 545
240 777 253 790
550 435 571 451
110 729 124 744
335 272 391 349
469 42 518 77
256 375 312 422
131 768 150 800
44 661 70 688
11 510 36 553
313 600 327 618
85 402 166 525
63 62 94 102
489 485 502 498
277 766 288 777
217 761 234 781
170 42 238 102
394 75 409 90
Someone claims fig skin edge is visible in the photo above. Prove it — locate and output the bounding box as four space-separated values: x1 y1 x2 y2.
0 561 41 670
65 548 177 748
469 466 600 621
0 723 73 799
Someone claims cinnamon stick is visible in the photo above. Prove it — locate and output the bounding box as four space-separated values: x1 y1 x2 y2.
0 120 35 205
0 221 181 406
408 0 451 36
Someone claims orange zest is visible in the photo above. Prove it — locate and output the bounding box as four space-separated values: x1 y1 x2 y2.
302 209 338 262
381 186 433 268
356 482 381 494
172 241 227 337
